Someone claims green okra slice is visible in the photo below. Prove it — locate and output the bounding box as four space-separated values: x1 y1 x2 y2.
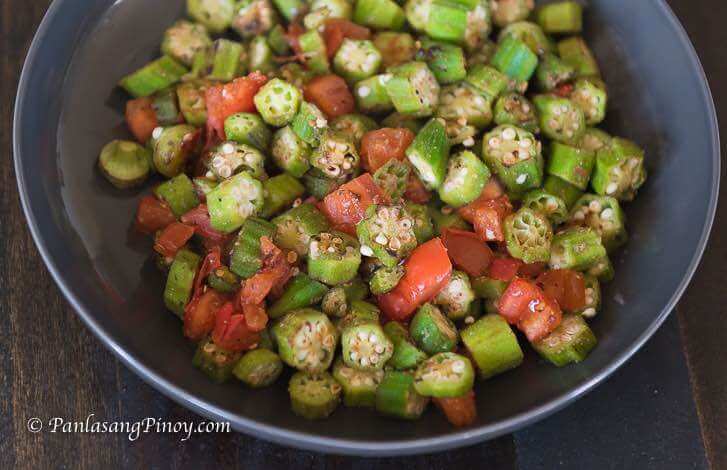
438 151 490 208
374 160 411 201
428 204 471 235
461 314 523 379
357 204 418 268
404 0 432 32
354 0 406 30
465 64 509 104
471 276 507 300
369 266 405 295
177 80 210 127
321 287 349 317
416 39 467 85
546 141 595 190
373 32 417 68
463 0 493 52
289 371 342 419
570 194 627 252
152 124 200 178
532 314 596 366
462 297 483 325
188 0 236 33
534 53 575 92
274 309 339 372
413 352 474 398
308 232 362 286
154 174 200 217
434 270 475 321
491 0 534 28
247 36 275 74
254 78 302 127
410 303 459 355
355 75 395 114
151 88 182 126
383 322 428 370
271 126 311 178
494 92 539 134
425 0 469 45
375 371 430 419
342 278 370 302
164 249 201 317
269 274 329 319
193 338 241 383
333 39 382 84
98 140 151 189
491 35 538 83
233 348 284 387
570 77 608 125
557 36 600 78
207 265 241 293
291 102 328 147
310 130 360 179
330 114 378 146
341 322 394 371
194 175 219 195
231 0 277 38
120 56 188 98
549 227 607 271
193 39 245 82
336 300 381 332
272 0 305 21
224 112 272 151
162 20 213 66
258 327 276 351
273 202 330 256
498 21 553 56
207 171 264 233
543 175 583 209
535 1 582 34
577 275 601 319
586 254 614 282
406 118 450 190
533 94 586 145
405 202 435 244
208 141 266 180
260 174 305 218
381 112 424 133
504 207 553 263
466 39 497 67
333 358 384 408
304 0 353 30
229 217 277 278
273 63 314 91
482 124 543 194
521 189 569 226
303 169 343 199
483 298 499 315
298 30 330 75
385 62 440 117
592 137 646 201
436 83 492 145
267 24 291 56
578 127 612 153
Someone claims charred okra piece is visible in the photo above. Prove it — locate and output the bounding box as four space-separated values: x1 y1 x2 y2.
569 194 627 251
333 359 385 408
334 40 382 84
231 0 277 38
521 189 569 225
461 314 523 378
152 124 200 177
375 371 430 419
535 1 582 34
164 249 201 317
434 271 475 320
354 74 394 114
570 77 608 125
354 0 406 30
482 125 543 194
405 202 435 243
310 130 360 179
504 207 553 263
193 337 241 383
577 275 601 319
578 128 612 153
291 102 327 147
535 53 575 91
188 0 236 33
177 80 210 127
416 39 467 85
410 303 459 355
549 227 607 271
546 141 595 190
494 93 539 134
436 83 492 144
191 39 244 82
229 217 277 277
207 171 264 233
208 141 266 180
273 63 314 91
425 0 469 44
374 160 410 201
233 348 284 387
491 0 534 28
543 175 583 209
532 314 596 366
98 140 151 189
369 266 405 295
439 151 490 208
385 62 440 117
557 36 600 78
268 274 329 319
119 56 188 98
260 174 305 218
533 94 586 144
274 309 339 372
330 114 377 146
288 371 342 419
254 78 302 127
383 322 428 370
224 112 272 151
154 173 200 217
341 321 394 371
271 126 311 177
592 138 646 201
491 35 538 84
413 352 474 398
406 118 450 189
273 202 330 256
374 32 417 68
298 30 330 74
498 21 553 56
308 232 362 285
465 64 509 103
162 20 213 66
357 204 418 268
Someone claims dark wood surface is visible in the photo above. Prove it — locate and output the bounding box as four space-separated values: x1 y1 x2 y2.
1 1 725 468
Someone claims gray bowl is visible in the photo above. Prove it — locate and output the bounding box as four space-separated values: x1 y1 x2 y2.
14 0 719 456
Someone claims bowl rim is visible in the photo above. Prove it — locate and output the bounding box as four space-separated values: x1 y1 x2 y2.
13 0 721 457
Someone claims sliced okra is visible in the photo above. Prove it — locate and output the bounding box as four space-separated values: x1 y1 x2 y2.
494 93 539 134
271 0 305 21
576 275 601 319
224 112 272 151
164 249 201 317
260 173 305 218
466 39 497 67
404 0 432 32
207 141 267 180
291 102 328 147
532 314 596 366
321 287 349 317
288 371 342 419
571 77 608 125
193 337 241 383
258 327 276 351
154 173 200 217
521 189 569 225
274 309 339 372
438 151 490 208
381 112 424 133
162 20 213 66
592 137 646 201
308 232 362 285
535 53 575 91
273 63 314 91
463 0 493 53
193 176 219 196
536 1 582 34
369 266 405 295
336 300 381 332
385 62 440 118
304 0 353 29
334 39 382 84
231 0 277 38
578 127 612 153
406 118 450 189
557 36 600 78
416 39 467 85
207 171 264 233
533 94 586 144
373 32 417 68
253 78 303 127
272 202 330 256
177 80 210 127
586 254 614 282
549 227 607 271
342 278 370 302
428 204 471 235
191 39 245 82
119 55 188 98
410 303 459 355
498 21 553 56
465 64 509 103
299 29 330 74
374 160 411 201
98 140 151 189
229 217 277 277
413 352 474 398
405 202 435 244
383 322 428 370
247 36 275 75
425 0 469 45
569 194 627 252
330 114 377 148
354 74 395 114
333 358 385 408
233 348 284 387
271 126 312 178
207 265 241 293
491 35 538 83
353 0 406 30
504 207 553 263
188 0 236 33
543 175 583 209
434 270 475 320
310 130 360 179
461 314 523 378
546 141 595 190
342 322 394 371
481 124 543 194
356 204 418 268
483 298 499 315
153 124 200 178
302 168 343 199
152 88 182 126
491 0 534 28
267 24 291 56
269 274 329 319
471 276 508 300
375 371 430 419
436 83 492 145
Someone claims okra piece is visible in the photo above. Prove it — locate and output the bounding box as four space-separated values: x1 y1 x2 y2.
428 204 471 235
336 300 381 332
375 371 429 419
494 93 539 134
310 130 360 179
586 254 614 282
274 63 314 91
333 39 382 83
404 0 431 32
405 202 435 244
577 275 601 319
151 89 181 126
373 159 410 201
330 114 378 146
302 169 343 199
483 298 499 315
193 337 241 383
461 314 523 379
188 0 236 33
342 278 370 302
354 0 406 30
533 94 586 144
163 248 201 317
273 202 330 256
271 126 312 177
272 0 305 21
373 32 417 69
152 124 200 177
98 140 151 189
260 173 305 218
208 141 266 180
267 24 291 56
406 118 450 189
253 78 302 127
304 0 353 29
543 175 583 209
192 39 244 82
258 327 276 351
207 265 241 293
385 62 440 117
333 358 385 407
177 80 210 127
119 56 188 98
465 64 509 103
592 137 646 201
162 20 213 67
247 36 275 75
570 194 627 251
225 112 272 151
413 352 474 398
491 0 534 28
341 321 394 371
425 0 469 44
274 309 339 372
504 207 553 263
298 30 330 75
546 141 595 190
535 53 575 91
207 171 264 233
414 40 466 85
308 232 362 285
578 127 612 153
354 75 394 114
438 151 490 208
357 204 418 268
481 125 543 194
535 1 582 34
288 371 342 419
521 189 569 225
229 217 277 277
498 21 553 56
383 322 428 370
434 271 475 320
532 314 596 366
381 112 424 133
321 287 349 317
269 274 329 319
491 35 538 83
194 176 219 196
549 227 606 271
466 39 497 67
436 83 492 144
231 0 277 38
471 276 507 300
463 0 493 53
233 348 284 387
410 303 458 355
557 36 600 78
571 77 608 125
291 102 328 147
154 173 200 217
369 266 405 295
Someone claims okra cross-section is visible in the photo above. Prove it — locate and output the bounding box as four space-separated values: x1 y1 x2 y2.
272 202 330 256
494 92 539 134
342 322 394 371
333 359 385 408
521 189 569 225
224 112 273 151
569 194 627 252
570 77 608 125
491 0 535 28
434 270 476 320
369 266 405 295
577 275 601 319
162 20 212 66
334 39 382 84
357 204 418 268
463 0 493 52
439 151 491 208
271 126 312 178
207 141 266 180
533 94 586 144
436 83 492 145
504 207 553 263
532 314 597 367
592 137 646 201
413 352 475 398
233 348 284 388
193 337 241 383
153 124 200 178
385 62 440 117
330 114 378 146
410 303 459 355
273 309 339 372
308 232 362 285
310 130 360 179
549 227 606 271
187 0 236 34
534 53 575 92
288 371 342 419
482 124 543 194
498 20 553 56
231 0 277 38
206 171 264 233
405 118 450 190
373 160 410 201
253 78 303 127
98 140 151 189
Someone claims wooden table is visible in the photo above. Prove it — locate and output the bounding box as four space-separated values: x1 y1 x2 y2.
1 1 725 468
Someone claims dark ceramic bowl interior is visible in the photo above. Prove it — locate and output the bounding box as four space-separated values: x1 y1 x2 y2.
14 0 719 456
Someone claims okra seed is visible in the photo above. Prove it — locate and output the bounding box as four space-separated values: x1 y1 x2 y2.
583 307 597 318
606 183 618 194
222 143 235 154
489 137 500 148
463 137 475 147
374 344 384 354
516 174 527 184
588 200 602 212
375 233 388 245
451 361 465 373
601 208 614 220
464 316 475 325
360 357 369 367
370 355 380 364
502 128 516 140
358 86 371 98
152 127 163 139
360 245 374 257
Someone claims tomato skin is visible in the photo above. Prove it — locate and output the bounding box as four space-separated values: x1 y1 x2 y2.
193 246 223 298
360 128 415 172
212 302 261 352
304 74 355 118
536 269 586 312
441 229 493 277
460 195 512 242
497 277 562 342
181 204 233 250
433 390 477 427
319 173 388 234
135 196 176 234
497 278 540 324
517 293 562 342
488 257 523 282
322 19 371 58
205 72 268 140
125 97 159 144
378 238 453 321
519 262 548 279
239 237 294 306
153 222 196 258
184 289 226 341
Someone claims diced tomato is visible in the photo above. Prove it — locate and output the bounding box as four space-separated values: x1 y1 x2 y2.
242 303 268 332
460 194 512 242
404 174 432 204
360 128 415 172
153 222 196 258
183 289 226 341
488 256 522 282
319 173 388 234
135 196 176 234
181 204 233 250
192 246 223 299
378 238 452 321
441 229 493 278
536 269 587 312
433 390 477 427
239 237 293 305
304 74 354 118
497 278 542 324
286 23 305 57
497 277 562 342
322 19 371 58
517 292 562 342
205 72 268 140
519 262 548 279
212 302 260 351
125 97 159 144
554 83 574 97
